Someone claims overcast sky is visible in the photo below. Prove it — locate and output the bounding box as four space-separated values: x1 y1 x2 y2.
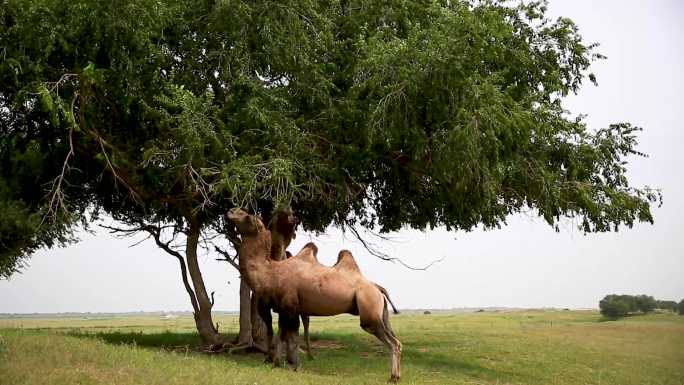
1 0 682 313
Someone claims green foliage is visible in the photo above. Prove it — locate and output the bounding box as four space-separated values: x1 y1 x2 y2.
0 0 661 273
599 294 658 319
0 138 82 279
0 197 79 279
679 300 684 316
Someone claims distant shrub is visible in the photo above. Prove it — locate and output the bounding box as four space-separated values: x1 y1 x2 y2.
599 294 657 319
423 311 431 315
655 300 678 312
600 295 632 318
634 295 657 313
679 300 684 316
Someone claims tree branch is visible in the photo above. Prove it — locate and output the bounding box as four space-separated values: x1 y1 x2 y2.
46 73 78 93
344 220 444 271
43 93 78 221
214 245 240 272
100 222 200 315
96 136 143 205
186 162 217 212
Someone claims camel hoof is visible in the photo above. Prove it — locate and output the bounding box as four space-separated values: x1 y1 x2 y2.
388 375 400 383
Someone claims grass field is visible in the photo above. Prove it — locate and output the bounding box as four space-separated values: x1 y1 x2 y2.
1 310 683 385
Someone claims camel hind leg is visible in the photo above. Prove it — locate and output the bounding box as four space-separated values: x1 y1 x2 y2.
380 298 402 381
301 315 314 359
359 297 401 383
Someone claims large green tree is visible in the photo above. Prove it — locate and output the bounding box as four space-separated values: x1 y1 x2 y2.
1 0 659 343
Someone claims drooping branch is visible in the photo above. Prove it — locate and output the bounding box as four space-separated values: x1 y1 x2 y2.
55 80 146 207
344 220 444 271
186 162 218 211
44 93 78 220
95 136 143 205
212 223 242 272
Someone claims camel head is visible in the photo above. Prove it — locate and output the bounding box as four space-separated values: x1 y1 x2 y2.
267 207 300 261
270 206 299 241
227 208 265 235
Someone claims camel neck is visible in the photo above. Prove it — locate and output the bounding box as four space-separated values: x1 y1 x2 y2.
238 230 272 293
270 232 288 261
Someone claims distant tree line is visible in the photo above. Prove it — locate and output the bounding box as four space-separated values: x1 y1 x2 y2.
599 295 684 319
655 300 678 312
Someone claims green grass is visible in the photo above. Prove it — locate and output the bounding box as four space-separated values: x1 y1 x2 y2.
1 310 683 385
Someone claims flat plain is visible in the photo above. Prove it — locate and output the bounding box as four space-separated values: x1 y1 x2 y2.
1 310 682 385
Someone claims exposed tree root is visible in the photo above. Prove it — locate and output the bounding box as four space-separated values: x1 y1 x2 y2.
203 341 269 355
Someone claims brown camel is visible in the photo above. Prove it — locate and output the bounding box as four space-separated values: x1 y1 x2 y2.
228 208 402 383
274 214 400 359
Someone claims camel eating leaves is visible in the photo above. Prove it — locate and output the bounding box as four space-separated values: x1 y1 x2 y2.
228 208 402 383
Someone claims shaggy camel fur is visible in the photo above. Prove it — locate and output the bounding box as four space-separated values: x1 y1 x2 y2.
228 208 402 383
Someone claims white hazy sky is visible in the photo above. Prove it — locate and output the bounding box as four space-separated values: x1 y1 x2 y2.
1 0 682 313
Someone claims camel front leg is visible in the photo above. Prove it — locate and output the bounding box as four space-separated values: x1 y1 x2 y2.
279 312 301 370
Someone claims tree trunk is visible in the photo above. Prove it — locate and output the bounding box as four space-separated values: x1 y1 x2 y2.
237 277 253 345
185 217 221 345
251 293 269 351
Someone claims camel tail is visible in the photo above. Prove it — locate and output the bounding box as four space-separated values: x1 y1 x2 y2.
375 283 399 314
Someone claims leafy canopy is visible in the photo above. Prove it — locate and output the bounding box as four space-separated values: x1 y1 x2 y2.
0 0 660 277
